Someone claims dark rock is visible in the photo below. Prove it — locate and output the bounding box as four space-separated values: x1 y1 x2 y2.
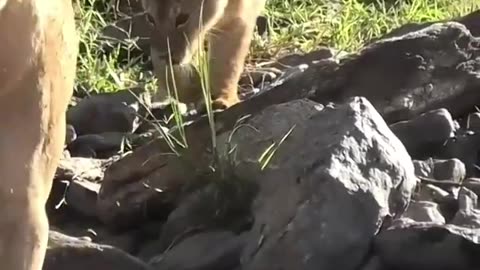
212 97 417 270
463 178 480 196
389 109 455 159
47 157 108 221
149 231 246 270
459 10 480 36
451 187 480 228
313 22 480 124
96 11 480 246
373 9 480 41
359 255 383 270
373 222 480 270
413 183 459 221
66 124 77 145
54 222 142 255
44 230 151 270
66 180 101 219
96 153 197 231
91 58 341 224
67 87 151 136
103 14 480 200
138 182 255 260
435 132 480 177
463 112 480 132
68 132 133 158
433 158 466 182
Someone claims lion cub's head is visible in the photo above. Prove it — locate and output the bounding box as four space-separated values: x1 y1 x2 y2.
141 0 228 65
141 0 229 104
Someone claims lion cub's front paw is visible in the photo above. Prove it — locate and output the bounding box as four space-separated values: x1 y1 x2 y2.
195 94 240 115
211 95 240 111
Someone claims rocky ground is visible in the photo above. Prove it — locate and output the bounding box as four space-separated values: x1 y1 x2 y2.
45 4 480 270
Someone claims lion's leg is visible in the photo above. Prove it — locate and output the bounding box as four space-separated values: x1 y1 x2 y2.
0 86 69 270
0 1 76 269
207 15 259 110
0 67 72 270
0 84 55 270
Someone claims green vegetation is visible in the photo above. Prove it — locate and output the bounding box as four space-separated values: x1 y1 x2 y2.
72 0 479 96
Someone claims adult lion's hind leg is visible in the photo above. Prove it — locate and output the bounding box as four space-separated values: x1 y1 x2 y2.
0 86 52 270
0 0 77 269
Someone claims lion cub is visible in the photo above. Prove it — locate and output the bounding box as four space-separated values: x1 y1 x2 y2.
141 0 266 110
0 0 78 270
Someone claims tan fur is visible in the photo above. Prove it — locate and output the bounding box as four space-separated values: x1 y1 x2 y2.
142 0 266 110
0 0 78 269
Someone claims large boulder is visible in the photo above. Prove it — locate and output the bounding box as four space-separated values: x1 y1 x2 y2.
212 97 417 270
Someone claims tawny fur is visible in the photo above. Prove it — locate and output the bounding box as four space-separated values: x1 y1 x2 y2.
0 1 78 269
142 0 266 110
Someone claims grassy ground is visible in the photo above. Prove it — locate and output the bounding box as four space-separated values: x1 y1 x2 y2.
72 0 480 96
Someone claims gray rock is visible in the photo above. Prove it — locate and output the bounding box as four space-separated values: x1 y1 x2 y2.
415 183 451 202
53 223 141 255
400 200 446 224
414 159 434 178
213 97 417 270
389 108 455 159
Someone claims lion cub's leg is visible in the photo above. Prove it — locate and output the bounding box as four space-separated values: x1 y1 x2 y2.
207 6 264 110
